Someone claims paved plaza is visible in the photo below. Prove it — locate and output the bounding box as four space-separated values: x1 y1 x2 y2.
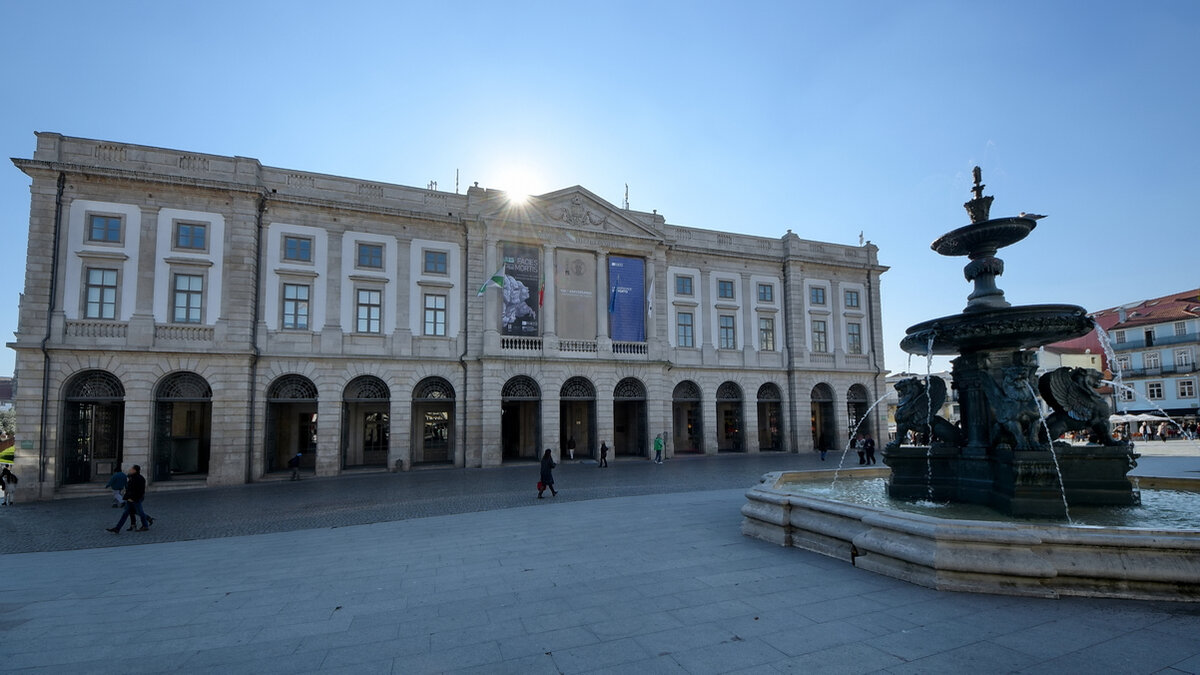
2 447 1199 674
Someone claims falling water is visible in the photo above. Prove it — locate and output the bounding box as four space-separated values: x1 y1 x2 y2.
924 333 936 500
1028 381 1072 523
831 392 891 486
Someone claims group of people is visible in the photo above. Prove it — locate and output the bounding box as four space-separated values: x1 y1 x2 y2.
537 433 667 498
105 464 154 533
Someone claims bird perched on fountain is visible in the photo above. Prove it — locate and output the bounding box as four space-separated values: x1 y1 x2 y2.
1018 212 1047 220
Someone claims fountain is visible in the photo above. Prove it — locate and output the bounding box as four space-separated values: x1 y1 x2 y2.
742 169 1200 600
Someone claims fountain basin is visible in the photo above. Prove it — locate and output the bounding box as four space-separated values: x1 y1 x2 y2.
900 303 1093 355
742 471 1200 601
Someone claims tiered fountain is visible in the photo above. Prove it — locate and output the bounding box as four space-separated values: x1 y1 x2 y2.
887 167 1139 517
741 169 1199 600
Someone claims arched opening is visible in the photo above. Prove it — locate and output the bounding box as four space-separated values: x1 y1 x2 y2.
716 381 744 452
501 376 541 461
757 383 783 451
560 376 596 460
343 376 390 469
413 377 455 465
613 377 647 457
61 370 125 485
811 383 837 453
847 384 872 439
672 381 703 454
265 374 318 476
153 372 212 482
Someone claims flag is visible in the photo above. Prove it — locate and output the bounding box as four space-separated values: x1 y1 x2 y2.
476 264 505 297
646 277 654 318
538 272 545 307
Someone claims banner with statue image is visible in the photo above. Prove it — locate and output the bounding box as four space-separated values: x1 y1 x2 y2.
500 243 540 336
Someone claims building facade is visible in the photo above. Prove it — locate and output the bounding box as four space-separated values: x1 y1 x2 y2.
1101 290 1200 421
9 133 887 499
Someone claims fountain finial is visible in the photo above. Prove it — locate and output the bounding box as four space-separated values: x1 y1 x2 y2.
964 166 993 223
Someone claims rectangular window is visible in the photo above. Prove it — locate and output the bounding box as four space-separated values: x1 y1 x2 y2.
810 287 826 305
423 250 448 274
677 312 694 347
1144 329 1155 347
1176 321 1187 337
1114 330 1125 344
423 294 447 336
757 283 773 303
1116 354 1131 370
1179 379 1196 398
845 289 860 308
718 314 736 349
759 317 775 351
283 235 312 262
282 283 310 330
1176 349 1194 368
174 222 207 250
357 243 383 269
1145 352 1161 370
172 274 203 323
356 289 382 333
812 320 828 352
1147 381 1164 400
847 322 863 354
1120 386 1135 402
88 214 122 243
85 268 118 319
675 275 693 296
718 280 735 299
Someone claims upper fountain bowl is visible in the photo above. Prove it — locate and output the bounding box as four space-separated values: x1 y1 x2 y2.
932 216 1037 257
900 303 1093 355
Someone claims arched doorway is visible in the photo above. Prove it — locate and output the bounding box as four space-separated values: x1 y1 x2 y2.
265 375 318 475
61 370 125 485
716 381 744 452
811 383 836 453
153 372 212 481
343 376 390 469
672 381 703 454
757 383 783 451
613 377 647 457
413 377 455 465
560 376 596 460
501 375 540 461
847 384 872 439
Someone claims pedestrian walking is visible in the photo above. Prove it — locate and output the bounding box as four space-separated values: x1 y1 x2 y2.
106 465 153 534
863 433 877 465
653 433 664 464
598 440 609 468
855 434 866 465
1158 421 1170 442
288 452 302 480
537 448 557 498
567 435 576 460
105 464 128 508
0 466 17 506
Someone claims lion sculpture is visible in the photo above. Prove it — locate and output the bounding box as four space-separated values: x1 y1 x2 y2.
1038 367 1119 446
888 376 962 449
980 362 1042 450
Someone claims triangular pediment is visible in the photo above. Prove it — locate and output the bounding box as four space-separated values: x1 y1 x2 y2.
478 185 662 241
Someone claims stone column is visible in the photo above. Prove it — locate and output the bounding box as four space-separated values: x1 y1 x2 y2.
542 244 556 338
595 249 609 340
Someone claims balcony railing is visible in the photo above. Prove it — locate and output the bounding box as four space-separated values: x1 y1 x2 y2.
1112 332 1198 350
559 339 598 353
612 341 647 355
155 324 215 341
66 320 127 339
1116 363 1198 378
501 336 542 352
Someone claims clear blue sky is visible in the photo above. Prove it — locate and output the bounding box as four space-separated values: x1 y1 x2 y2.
2 1 1197 378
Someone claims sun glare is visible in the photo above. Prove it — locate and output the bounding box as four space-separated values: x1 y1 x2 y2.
495 165 543 206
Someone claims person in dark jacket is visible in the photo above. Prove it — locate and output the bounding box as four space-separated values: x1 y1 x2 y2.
107 465 153 533
538 448 557 498
105 465 128 508
598 440 609 468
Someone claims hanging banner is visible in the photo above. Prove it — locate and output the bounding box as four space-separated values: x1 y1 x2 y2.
608 256 645 342
556 250 597 339
500 243 540 336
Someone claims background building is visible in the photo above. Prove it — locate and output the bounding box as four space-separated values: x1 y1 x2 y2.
9 133 887 499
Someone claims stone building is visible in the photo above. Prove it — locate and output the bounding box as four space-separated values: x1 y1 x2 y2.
8 133 887 499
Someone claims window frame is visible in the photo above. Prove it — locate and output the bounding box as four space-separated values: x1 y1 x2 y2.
355 288 383 334
810 286 826 306
84 267 119 320
1146 381 1164 400
757 283 773 303
812 319 828 352
1175 349 1193 368
847 321 863 354
718 314 736 349
675 275 693 296
172 273 205 324
173 221 208 252
676 311 694 348
844 289 860 309
717 279 735 300
357 242 384 270
423 293 447 336
1175 321 1187 337
1178 378 1196 399
283 235 314 263
87 213 123 244
759 316 775 351
423 249 448 275
281 282 311 330
1144 351 1161 370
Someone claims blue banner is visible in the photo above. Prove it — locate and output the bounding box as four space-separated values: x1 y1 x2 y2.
608 256 645 342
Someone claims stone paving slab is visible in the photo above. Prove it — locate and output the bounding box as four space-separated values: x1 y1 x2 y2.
2 451 1200 673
